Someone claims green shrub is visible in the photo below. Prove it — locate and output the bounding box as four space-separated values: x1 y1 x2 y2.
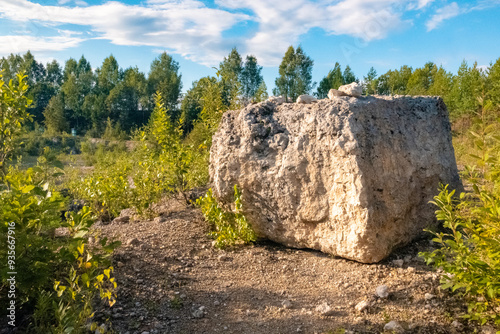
80 139 128 167
129 155 170 218
184 122 210 189
69 164 131 221
420 101 500 328
1 71 119 332
0 165 119 332
146 93 193 203
197 185 256 248
0 72 32 177
18 132 81 157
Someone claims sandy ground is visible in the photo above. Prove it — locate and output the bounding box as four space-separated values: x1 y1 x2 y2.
95 199 487 334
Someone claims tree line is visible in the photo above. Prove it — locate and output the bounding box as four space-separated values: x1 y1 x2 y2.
0 49 267 137
2 47 499 139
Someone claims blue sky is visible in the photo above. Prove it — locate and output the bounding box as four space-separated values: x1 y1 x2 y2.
0 0 499 93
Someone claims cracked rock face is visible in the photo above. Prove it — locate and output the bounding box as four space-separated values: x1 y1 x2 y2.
209 96 462 263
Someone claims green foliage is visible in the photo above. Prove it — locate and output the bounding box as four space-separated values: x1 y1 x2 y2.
420 100 500 328
219 47 243 108
241 55 265 103
102 117 127 141
198 72 227 138
448 61 485 119
316 62 357 98
180 77 213 134
197 186 257 249
70 163 131 220
377 65 413 95
72 92 198 219
79 139 126 166
363 67 378 95
406 61 435 95
147 92 193 203
0 159 119 332
43 94 69 135
19 132 80 157
343 65 356 84
254 81 269 103
0 71 32 176
107 66 148 132
274 45 314 101
147 52 182 118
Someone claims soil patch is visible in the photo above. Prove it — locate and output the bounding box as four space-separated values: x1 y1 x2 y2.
97 199 475 334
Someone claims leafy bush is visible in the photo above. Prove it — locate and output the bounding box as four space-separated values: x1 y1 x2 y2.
129 154 170 218
197 185 257 248
420 101 500 328
69 163 131 221
16 131 82 158
0 164 119 332
0 72 32 177
146 93 193 203
0 70 119 332
80 139 128 167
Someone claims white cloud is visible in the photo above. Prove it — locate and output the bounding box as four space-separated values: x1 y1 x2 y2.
0 0 497 67
0 34 84 54
418 0 435 8
426 0 500 32
426 2 461 31
216 0 413 65
0 0 249 65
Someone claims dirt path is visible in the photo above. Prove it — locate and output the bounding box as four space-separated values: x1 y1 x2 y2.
96 199 476 334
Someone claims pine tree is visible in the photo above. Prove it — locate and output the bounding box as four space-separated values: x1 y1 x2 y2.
406 62 435 95
254 81 269 102
487 57 500 109
316 62 343 98
363 67 378 95
343 65 356 84
180 76 217 133
428 65 453 106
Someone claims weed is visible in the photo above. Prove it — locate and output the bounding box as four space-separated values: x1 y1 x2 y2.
197 185 257 249
170 296 183 310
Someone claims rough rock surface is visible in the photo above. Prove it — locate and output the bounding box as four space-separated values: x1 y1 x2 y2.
328 89 347 99
296 94 318 104
338 82 363 97
210 96 462 263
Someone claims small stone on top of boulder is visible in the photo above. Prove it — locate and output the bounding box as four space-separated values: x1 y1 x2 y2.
296 94 318 104
338 82 363 97
328 89 347 99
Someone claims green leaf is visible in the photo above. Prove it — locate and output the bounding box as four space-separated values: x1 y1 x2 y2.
21 185 35 193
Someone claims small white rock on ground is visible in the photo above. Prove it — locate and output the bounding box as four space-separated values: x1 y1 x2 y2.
315 302 336 316
425 293 436 300
392 259 404 267
354 300 370 312
384 320 404 333
282 299 292 309
267 96 284 104
375 285 389 298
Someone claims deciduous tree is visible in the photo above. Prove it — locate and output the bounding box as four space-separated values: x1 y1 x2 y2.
274 46 314 101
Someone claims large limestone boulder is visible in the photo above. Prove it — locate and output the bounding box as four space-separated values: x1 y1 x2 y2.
210 96 462 263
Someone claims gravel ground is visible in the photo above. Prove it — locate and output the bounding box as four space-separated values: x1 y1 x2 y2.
95 198 489 334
